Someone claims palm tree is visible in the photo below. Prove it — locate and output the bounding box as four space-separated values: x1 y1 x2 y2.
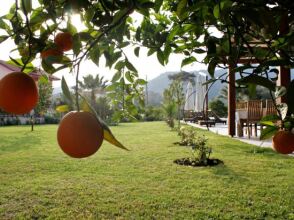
218 86 249 101
78 74 108 107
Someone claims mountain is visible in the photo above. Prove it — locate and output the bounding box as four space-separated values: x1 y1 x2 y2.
146 69 227 105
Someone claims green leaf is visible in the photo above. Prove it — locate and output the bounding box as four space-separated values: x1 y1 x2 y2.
0 35 9 43
111 8 129 26
114 60 125 71
134 47 140 57
61 77 74 106
73 34 82 56
176 0 187 20
89 45 100 66
21 0 32 14
147 48 156 56
260 121 275 127
194 48 206 53
157 49 165 66
139 2 155 9
163 45 171 63
260 114 280 122
260 126 279 140
80 98 92 113
56 105 69 113
125 72 133 83
248 84 256 99
135 27 141 41
181 57 196 67
232 64 252 73
41 60 55 74
136 79 147 85
237 75 276 91
78 32 93 41
7 58 34 73
30 10 48 25
275 86 287 98
213 4 220 19
208 58 218 78
67 20 77 35
112 72 122 82
125 59 138 73
154 0 163 12
277 103 288 120
106 83 118 91
262 59 290 67
102 122 129 151
206 37 217 55
0 19 10 30
167 25 180 42
84 7 95 24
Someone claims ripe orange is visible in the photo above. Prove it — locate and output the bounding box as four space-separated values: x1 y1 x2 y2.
41 48 63 64
0 72 38 114
54 32 73 52
272 130 294 154
57 111 104 158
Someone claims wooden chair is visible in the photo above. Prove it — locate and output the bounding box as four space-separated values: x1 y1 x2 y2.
240 100 263 138
208 110 226 124
236 101 248 110
191 111 205 123
183 110 195 122
265 99 277 116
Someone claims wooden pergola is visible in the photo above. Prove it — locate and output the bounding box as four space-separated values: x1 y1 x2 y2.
227 60 291 137
226 17 292 137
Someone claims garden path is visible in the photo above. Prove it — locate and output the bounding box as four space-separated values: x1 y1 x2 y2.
184 121 294 156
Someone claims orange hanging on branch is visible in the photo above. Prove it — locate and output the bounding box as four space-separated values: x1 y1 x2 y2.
41 48 63 64
0 72 38 114
54 32 73 52
272 130 294 154
57 111 104 158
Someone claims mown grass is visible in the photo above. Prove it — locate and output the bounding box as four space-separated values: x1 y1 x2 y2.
0 122 294 219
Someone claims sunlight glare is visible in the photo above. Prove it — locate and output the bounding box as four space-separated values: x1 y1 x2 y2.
70 14 87 31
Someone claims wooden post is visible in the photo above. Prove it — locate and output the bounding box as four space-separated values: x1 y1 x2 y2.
277 67 291 104
277 13 291 104
205 75 209 115
228 64 236 137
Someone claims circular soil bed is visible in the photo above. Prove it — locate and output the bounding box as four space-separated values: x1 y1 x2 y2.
174 158 223 167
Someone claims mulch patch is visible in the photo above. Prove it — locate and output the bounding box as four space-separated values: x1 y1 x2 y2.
174 158 223 167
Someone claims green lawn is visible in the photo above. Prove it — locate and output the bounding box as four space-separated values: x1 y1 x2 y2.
0 122 294 219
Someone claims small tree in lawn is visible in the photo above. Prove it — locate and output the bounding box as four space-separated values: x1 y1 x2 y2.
34 79 53 116
162 87 176 128
170 79 184 131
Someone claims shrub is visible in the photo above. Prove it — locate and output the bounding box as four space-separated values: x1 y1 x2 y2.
178 127 212 165
209 99 227 117
178 126 197 146
191 135 212 165
144 106 164 121
44 115 60 124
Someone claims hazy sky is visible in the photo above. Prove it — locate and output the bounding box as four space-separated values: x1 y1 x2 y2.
0 1 208 88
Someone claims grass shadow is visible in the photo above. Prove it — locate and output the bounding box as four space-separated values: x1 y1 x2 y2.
210 164 249 183
0 131 42 153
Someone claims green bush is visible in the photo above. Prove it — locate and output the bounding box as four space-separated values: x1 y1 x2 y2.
209 99 227 117
144 106 164 121
44 115 60 124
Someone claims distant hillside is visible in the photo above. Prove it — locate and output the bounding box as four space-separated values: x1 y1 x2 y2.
147 69 227 105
